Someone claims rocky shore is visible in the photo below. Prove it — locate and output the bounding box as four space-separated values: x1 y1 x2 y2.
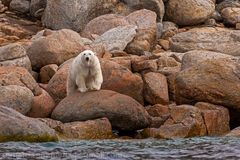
0 0 239 142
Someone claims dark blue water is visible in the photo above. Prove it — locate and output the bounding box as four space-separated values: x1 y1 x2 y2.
0 137 240 160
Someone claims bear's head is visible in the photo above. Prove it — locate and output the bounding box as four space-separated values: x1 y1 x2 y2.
80 50 96 67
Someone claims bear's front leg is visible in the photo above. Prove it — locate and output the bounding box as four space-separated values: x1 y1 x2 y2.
76 75 88 93
92 72 103 90
67 76 77 96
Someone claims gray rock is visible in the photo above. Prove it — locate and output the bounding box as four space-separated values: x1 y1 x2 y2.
0 43 26 61
0 43 31 71
161 21 178 39
216 0 240 12
0 56 32 71
93 25 137 51
0 85 34 115
162 21 178 34
157 22 163 39
30 0 47 18
42 0 118 32
170 27 240 56
122 0 165 22
10 0 30 13
211 11 222 22
0 105 57 142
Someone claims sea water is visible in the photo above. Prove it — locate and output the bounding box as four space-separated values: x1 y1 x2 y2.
0 137 240 160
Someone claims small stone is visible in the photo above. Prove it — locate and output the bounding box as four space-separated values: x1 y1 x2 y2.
204 18 217 27
40 64 58 84
236 23 240 30
159 39 170 50
132 59 158 73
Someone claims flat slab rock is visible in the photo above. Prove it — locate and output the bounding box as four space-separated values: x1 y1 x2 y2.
170 27 240 56
39 118 113 140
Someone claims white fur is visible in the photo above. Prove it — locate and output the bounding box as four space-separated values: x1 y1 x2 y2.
67 50 103 95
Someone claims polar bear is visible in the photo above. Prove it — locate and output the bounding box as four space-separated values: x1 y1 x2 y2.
67 50 103 95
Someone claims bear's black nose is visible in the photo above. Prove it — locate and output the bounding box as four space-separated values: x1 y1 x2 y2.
86 57 89 61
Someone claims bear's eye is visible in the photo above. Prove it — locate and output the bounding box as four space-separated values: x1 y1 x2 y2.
84 53 86 56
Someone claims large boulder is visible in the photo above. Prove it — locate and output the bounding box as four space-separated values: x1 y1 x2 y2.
93 25 137 51
181 50 233 70
175 58 240 110
10 0 30 13
125 9 157 55
142 102 230 139
47 59 144 104
81 9 157 55
0 66 42 96
170 27 240 56
141 105 207 139
46 60 71 104
42 0 118 32
216 0 240 13
122 0 165 22
195 102 230 136
81 14 129 39
101 59 144 104
161 105 207 138
0 85 34 115
51 90 150 131
27 89 55 118
165 0 215 26
27 29 85 70
0 43 31 71
143 72 169 105
0 106 57 142
39 118 113 140
221 7 240 26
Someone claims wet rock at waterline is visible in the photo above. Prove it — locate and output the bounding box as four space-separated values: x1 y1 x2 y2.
0 106 57 142
39 118 113 140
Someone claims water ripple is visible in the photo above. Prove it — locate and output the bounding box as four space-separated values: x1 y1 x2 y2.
1 137 240 160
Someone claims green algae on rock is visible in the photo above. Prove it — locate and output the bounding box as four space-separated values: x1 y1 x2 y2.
0 106 58 142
